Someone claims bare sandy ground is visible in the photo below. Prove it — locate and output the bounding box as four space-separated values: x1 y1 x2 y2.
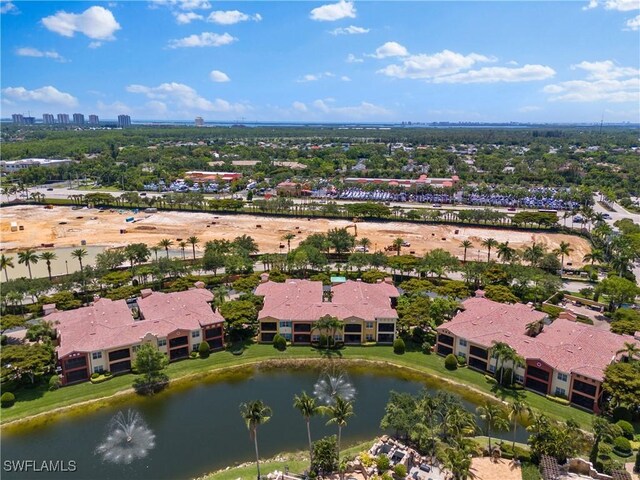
471 457 522 480
0 205 591 265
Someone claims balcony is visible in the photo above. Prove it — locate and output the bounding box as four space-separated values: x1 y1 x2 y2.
468 357 488 372
378 323 395 333
169 336 188 348
110 360 132 374
261 322 277 332
294 323 311 333
108 348 130 362
469 345 488 359
438 334 454 346
527 366 550 382
572 379 597 397
570 392 595 411
64 356 87 370
437 344 453 356
344 324 362 333
205 327 223 339
377 333 394 344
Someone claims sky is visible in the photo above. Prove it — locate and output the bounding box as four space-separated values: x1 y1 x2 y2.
1 0 639 123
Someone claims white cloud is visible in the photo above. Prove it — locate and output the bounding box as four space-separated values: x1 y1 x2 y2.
210 70 230 82
378 49 492 79
310 0 356 21
96 100 132 114
16 47 66 62
292 101 308 112
433 64 555 84
1 1 19 14
88 41 103 49
174 11 203 24
330 25 369 35
341 75 352 81
151 0 212 10
602 0 640 11
42 6 121 40
168 32 236 48
371 41 409 59
207 10 261 24
543 60 639 102
297 72 335 82
625 13 640 28
518 105 542 112
311 99 391 118
126 82 247 113
583 0 599 9
2 85 78 107
146 100 168 115
346 53 363 63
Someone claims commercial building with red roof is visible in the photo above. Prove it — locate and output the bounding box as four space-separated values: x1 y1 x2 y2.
48 286 225 385
345 174 459 188
436 291 639 412
254 276 399 345
184 171 243 182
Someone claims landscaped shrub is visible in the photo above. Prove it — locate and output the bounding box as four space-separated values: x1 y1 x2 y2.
91 372 100 379
104 371 112 377
545 395 571 406
1 392 15 408
381 473 393 480
273 334 287 351
444 353 458 370
376 455 390 472
393 464 406 478
612 436 632 456
456 354 467 366
48 375 61 391
484 374 497 384
393 338 405 355
616 420 634 439
612 406 632 423
0 334 6 346
199 341 210 358
189 351 198 359
421 341 432 354
634 450 640 473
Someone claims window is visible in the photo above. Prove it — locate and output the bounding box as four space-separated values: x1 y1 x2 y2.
458 352 466 358
191 330 200 338
279 321 292 328
192 343 200 352
92 351 102 360
515 374 524 383
335 335 343 341
365 334 374 341
557 372 567 382
459 339 467 347
365 322 374 329
555 387 566 397
489 364 496 373
157 339 167 347
93 366 104 374
311 335 320 342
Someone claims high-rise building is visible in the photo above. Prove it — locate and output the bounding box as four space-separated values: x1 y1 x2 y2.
43 113 55 124
117 115 131 128
73 113 85 125
57 114 70 124
195 116 204 127
24 117 36 125
88 115 99 125
11 114 24 124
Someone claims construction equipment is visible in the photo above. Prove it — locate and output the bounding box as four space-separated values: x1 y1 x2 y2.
345 224 358 237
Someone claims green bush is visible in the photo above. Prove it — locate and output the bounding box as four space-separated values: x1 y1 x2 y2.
273 334 287 351
91 372 100 379
1 392 15 408
456 354 467 366
612 406 632 423
393 464 406 478
0 334 7 346
199 341 210 358
612 436 632 456
104 371 112 377
393 338 405 355
376 455 390 472
634 450 639 473
421 341 432 354
545 395 570 405
484 374 497 384
189 351 198 359
49 375 61 391
616 420 634 440
381 474 393 480
444 354 458 370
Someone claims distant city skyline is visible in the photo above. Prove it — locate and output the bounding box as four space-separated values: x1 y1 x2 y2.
1 1 639 123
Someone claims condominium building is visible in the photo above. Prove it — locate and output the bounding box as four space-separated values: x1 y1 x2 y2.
72 113 85 125
435 291 639 413
118 114 131 128
57 113 70 124
11 114 24 124
43 113 55 124
255 276 399 345
195 116 204 127
48 286 225 385
88 115 99 125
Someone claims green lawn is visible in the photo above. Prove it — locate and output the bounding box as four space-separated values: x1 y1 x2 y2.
0 344 594 430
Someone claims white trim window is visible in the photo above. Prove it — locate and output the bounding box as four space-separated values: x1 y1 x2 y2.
557 372 567 382
157 338 167 347
92 351 102 360
459 339 467 347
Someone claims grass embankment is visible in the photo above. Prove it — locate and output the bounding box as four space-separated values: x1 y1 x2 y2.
0 345 594 429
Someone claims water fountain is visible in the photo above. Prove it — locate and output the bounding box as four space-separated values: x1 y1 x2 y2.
95 410 156 464
313 368 356 405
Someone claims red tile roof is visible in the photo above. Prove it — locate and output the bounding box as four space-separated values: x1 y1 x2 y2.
437 297 638 381
51 289 223 358
255 279 398 322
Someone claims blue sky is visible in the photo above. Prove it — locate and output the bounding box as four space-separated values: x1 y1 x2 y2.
1 0 639 122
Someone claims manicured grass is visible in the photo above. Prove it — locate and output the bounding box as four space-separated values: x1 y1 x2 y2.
0 344 594 430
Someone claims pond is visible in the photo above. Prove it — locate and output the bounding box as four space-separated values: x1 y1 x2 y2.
1 365 529 480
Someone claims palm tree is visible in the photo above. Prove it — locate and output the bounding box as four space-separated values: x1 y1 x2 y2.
1 254 15 282
357 237 372 252
313 315 343 350
490 341 513 385
17 249 39 279
476 402 506 451
178 241 187 260
39 251 57 281
187 236 199 260
481 237 499 262
508 400 527 451
583 248 604 267
321 396 354 462
158 238 173 258
553 241 573 275
150 246 160 262
616 342 640 362
392 237 404 256
239 400 272 480
497 241 515 264
523 241 546 267
282 233 296 253
293 392 319 466
71 248 88 274
460 240 473 263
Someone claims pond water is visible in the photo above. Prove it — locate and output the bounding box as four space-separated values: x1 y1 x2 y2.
1 366 529 480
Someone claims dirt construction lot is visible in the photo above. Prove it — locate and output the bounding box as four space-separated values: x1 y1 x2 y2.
0 205 591 265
